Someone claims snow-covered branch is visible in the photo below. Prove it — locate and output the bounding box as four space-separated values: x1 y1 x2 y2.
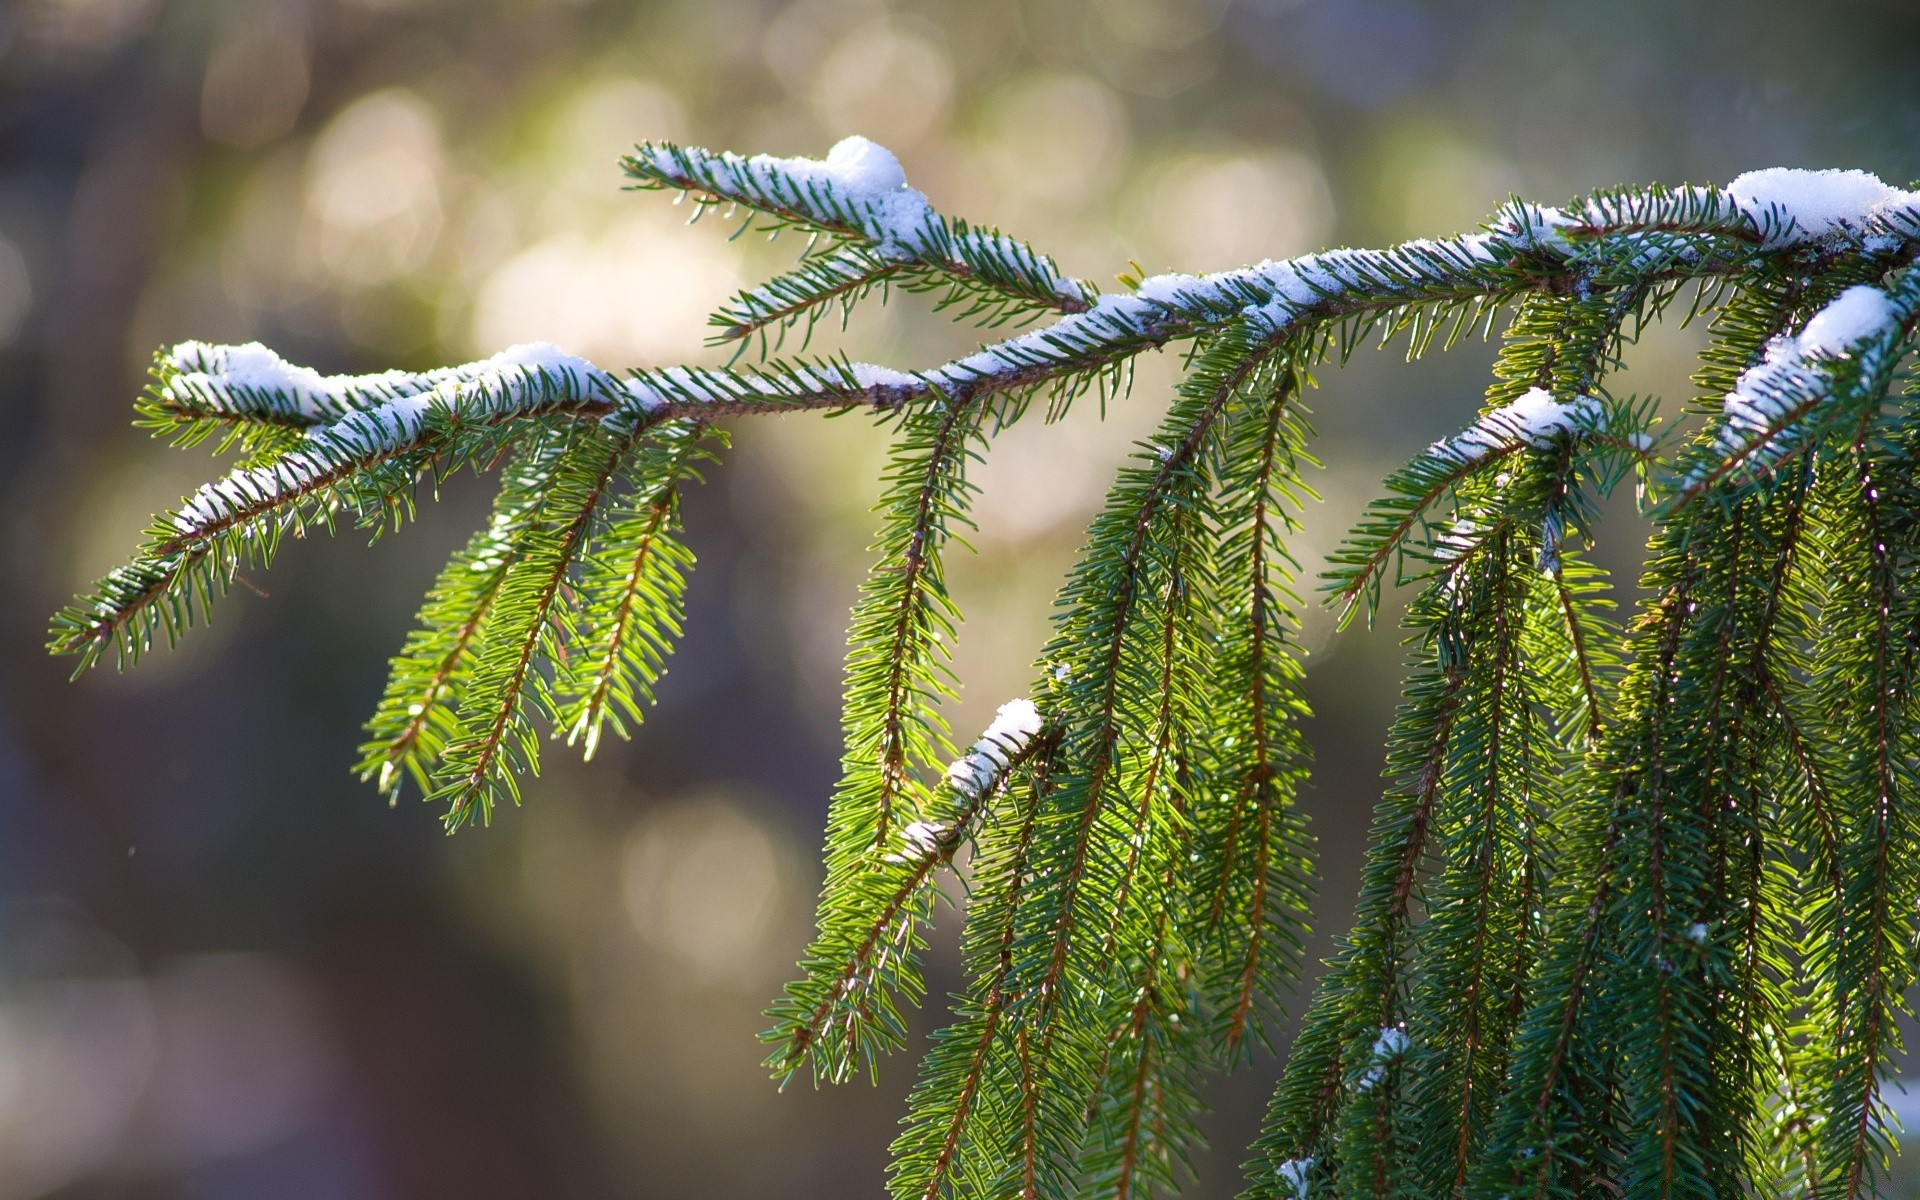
1672 272 1920 504
628 136 1092 322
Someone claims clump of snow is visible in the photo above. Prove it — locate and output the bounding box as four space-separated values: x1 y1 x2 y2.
1432 388 1602 463
1276 1158 1314 1200
1357 1025 1410 1091
166 341 346 419
1708 283 1898 470
1725 168 1915 247
821 135 907 193
1502 388 1597 443
1497 201 1578 253
1798 285 1897 355
945 699 1044 797
165 340 610 428
163 341 469 421
1372 1026 1410 1060
649 135 941 254
1687 922 1709 945
850 362 921 391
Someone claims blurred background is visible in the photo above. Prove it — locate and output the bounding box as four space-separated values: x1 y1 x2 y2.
3 0 1919 1196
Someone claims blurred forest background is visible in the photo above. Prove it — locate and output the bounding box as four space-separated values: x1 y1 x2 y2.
4 0 1920 1196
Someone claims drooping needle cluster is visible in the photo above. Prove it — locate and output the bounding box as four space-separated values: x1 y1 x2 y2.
51 137 1920 1200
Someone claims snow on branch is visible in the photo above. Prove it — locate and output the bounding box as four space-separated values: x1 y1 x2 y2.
156 340 581 426
1563 168 1920 254
632 135 941 251
166 343 621 541
1432 387 1610 462
1680 278 1919 502
627 136 1091 317
152 163 1920 558
943 697 1045 800
888 697 1047 867
1723 168 1920 248
155 344 920 550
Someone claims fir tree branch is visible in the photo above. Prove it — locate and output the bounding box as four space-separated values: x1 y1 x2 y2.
60 151 1920 1200
431 423 644 828
627 136 1093 326
767 699 1047 1083
357 435 563 800
890 733 1060 1200
554 420 715 757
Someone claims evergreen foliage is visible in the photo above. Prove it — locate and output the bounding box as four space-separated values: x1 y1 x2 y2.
50 136 1920 1198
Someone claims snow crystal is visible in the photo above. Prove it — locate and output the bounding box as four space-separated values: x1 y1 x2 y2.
1688 922 1709 945
1725 168 1916 246
944 698 1044 797
1276 1157 1314 1200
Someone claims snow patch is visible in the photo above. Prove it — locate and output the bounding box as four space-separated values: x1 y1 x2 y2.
850 362 921 391
650 135 940 253
944 698 1044 798
1357 1025 1410 1091
173 343 614 532
891 821 947 863
1725 168 1916 246
1709 283 1899 469
1372 1025 1410 1060
1276 1157 1314 1200
1798 285 1897 355
164 341 460 421
1433 388 1602 463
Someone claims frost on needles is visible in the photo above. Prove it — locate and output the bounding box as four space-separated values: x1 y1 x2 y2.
51 136 1920 1200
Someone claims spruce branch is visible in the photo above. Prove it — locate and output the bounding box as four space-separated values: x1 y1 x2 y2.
767 698 1049 1084
52 138 1920 1200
